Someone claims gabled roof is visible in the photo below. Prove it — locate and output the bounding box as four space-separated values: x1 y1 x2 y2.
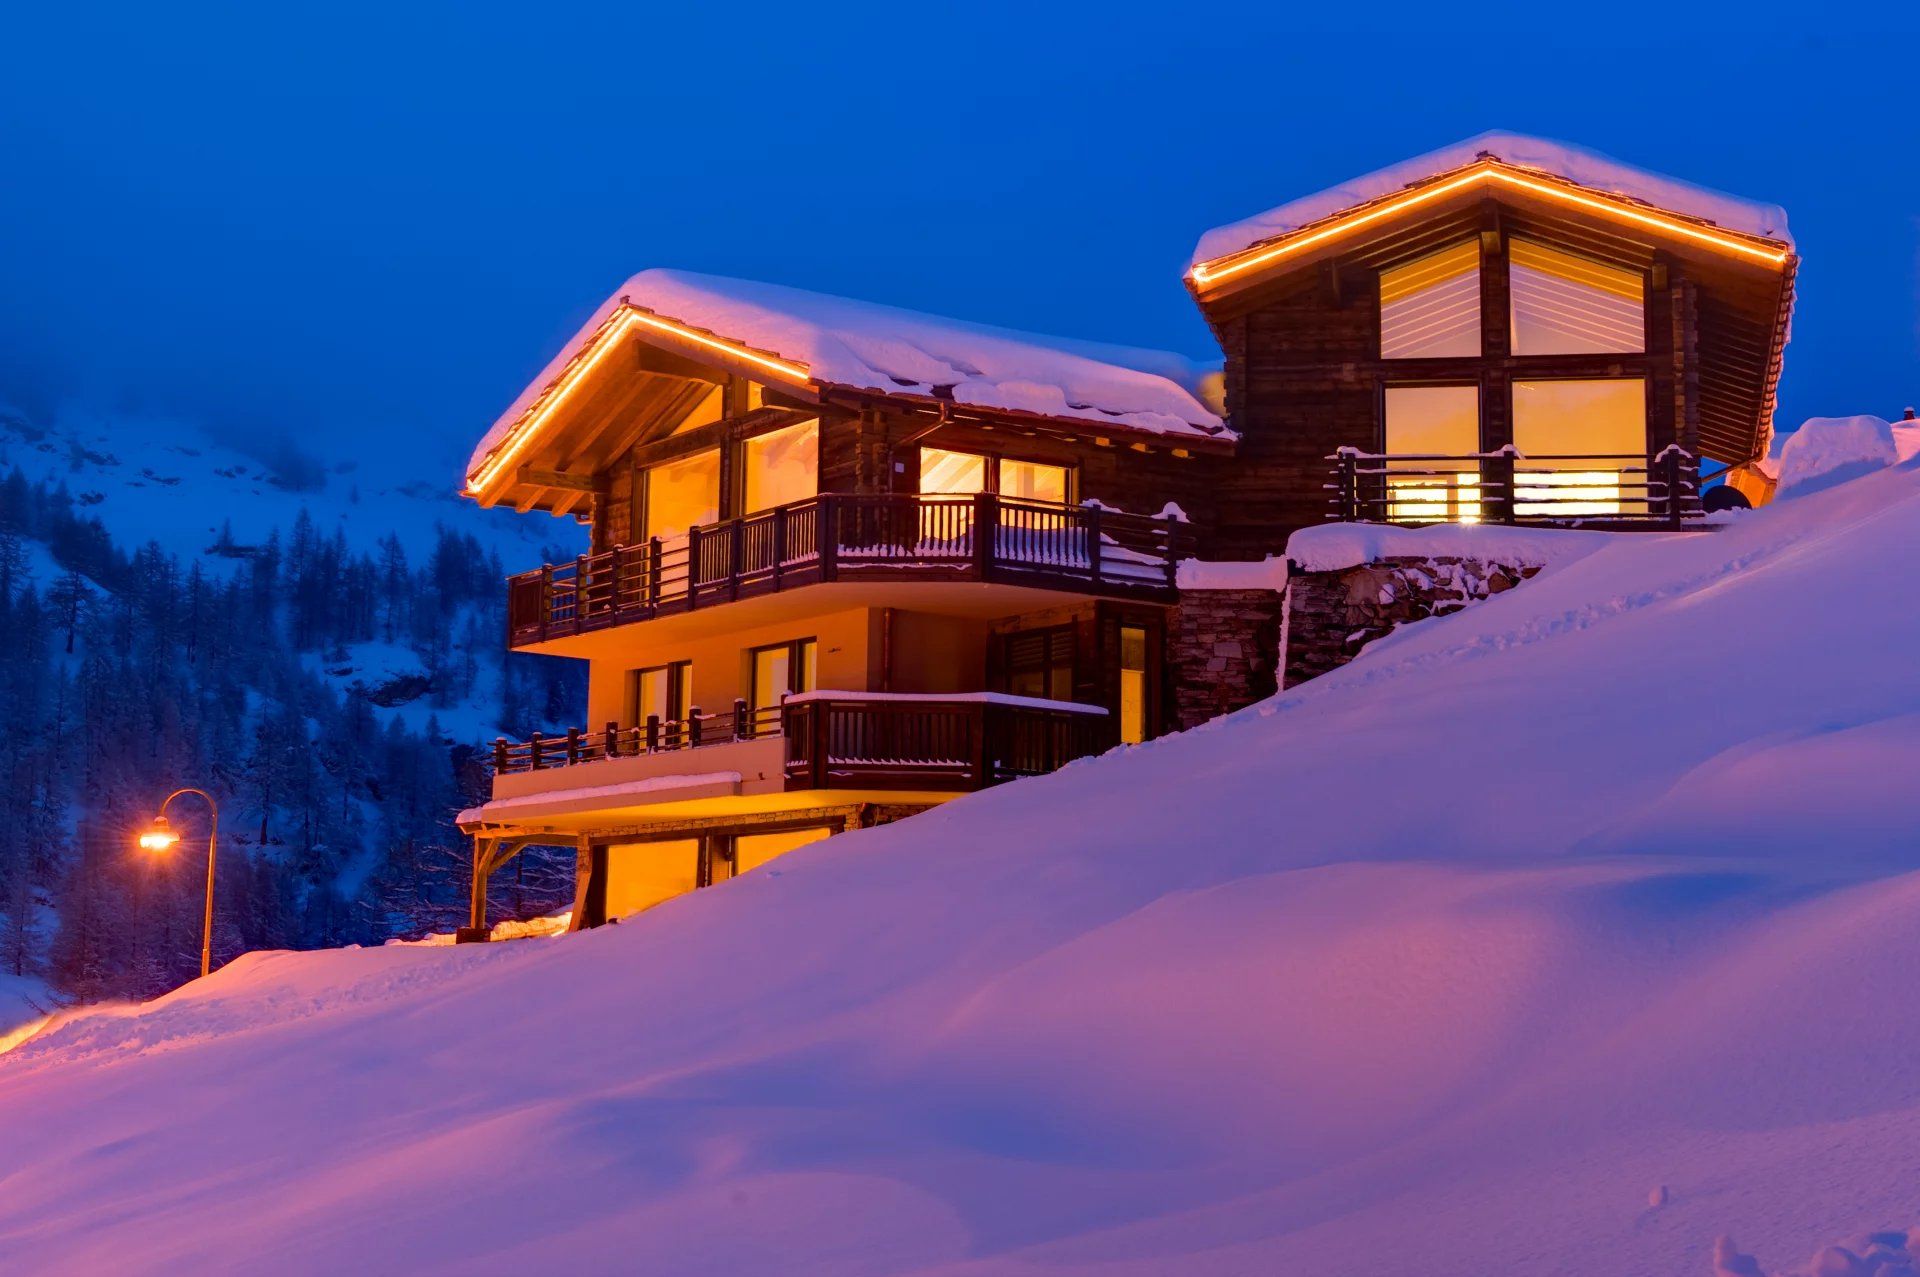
1188 131 1794 291
467 270 1230 494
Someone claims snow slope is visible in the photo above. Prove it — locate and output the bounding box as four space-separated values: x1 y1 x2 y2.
6 459 1920 1275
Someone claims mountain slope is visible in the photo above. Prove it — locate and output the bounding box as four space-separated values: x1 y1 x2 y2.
4 458 1920 1275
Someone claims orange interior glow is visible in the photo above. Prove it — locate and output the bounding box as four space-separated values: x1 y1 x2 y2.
1189 160 1791 292
467 304 812 497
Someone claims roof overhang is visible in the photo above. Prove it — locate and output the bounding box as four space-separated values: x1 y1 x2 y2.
1186 157 1794 302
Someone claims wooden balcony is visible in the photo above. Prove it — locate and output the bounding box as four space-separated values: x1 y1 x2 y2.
507 492 1191 648
493 692 1114 795
1327 446 1704 529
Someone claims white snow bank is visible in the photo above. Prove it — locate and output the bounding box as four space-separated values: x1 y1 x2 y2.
1192 130 1793 267
13 461 1920 1274
456 771 742 824
1284 520 1629 573
1775 415 1901 494
1176 556 1288 590
471 271 1229 478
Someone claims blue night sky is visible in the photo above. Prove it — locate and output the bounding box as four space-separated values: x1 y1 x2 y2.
3 3 1916 481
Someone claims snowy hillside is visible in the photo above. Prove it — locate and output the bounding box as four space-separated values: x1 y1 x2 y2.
0 402 576 571
6 452 1920 1275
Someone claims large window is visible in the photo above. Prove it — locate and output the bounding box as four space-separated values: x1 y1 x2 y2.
749 638 818 722
643 448 720 540
1002 625 1074 702
1380 240 1481 359
1509 239 1645 356
624 661 690 732
920 447 1071 503
1383 385 1482 522
1511 378 1648 515
743 418 818 514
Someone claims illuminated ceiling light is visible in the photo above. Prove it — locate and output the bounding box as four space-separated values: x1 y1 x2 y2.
1189 161 1791 291
466 304 812 496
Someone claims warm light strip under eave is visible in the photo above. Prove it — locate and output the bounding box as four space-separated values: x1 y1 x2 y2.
466 305 812 496
1189 161 1791 290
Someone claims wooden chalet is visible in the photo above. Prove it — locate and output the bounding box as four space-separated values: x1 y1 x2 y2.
455 133 1794 937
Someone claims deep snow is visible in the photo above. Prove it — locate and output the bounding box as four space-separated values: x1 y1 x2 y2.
6 454 1920 1275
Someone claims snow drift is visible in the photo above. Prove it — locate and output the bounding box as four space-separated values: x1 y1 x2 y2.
7 457 1920 1275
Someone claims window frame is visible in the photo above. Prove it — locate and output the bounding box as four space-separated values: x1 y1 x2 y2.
747 637 819 719
917 445 1076 505
624 660 691 733
996 623 1076 704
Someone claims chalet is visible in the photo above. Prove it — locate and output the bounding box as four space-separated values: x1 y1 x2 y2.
455 132 1795 937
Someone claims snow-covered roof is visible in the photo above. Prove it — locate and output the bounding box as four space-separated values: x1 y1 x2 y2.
470 270 1230 482
1191 130 1794 270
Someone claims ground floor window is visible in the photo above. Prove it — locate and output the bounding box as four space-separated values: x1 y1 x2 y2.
602 839 701 919
1511 377 1648 515
1383 384 1482 522
1001 625 1074 702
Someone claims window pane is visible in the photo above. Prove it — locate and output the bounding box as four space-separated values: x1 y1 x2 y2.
1119 624 1147 745
671 383 725 436
751 646 790 714
1512 378 1647 515
1001 459 1070 504
1383 385 1481 523
735 827 831 875
743 418 818 514
1509 240 1644 355
604 840 701 919
796 639 818 693
920 447 988 494
1380 241 1481 359
644 449 720 539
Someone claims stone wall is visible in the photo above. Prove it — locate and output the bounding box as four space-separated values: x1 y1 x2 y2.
1170 588 1287 729
1282 556 1540 689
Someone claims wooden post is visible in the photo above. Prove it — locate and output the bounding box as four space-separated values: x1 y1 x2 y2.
647 537 663 611
604 720 620 759
645 713 661 753
973 492 997 580
466 837 491 935
689 707 703 748
1665 448 1685 529
971 704 990 788
819 496 838 582
539 564 553 642
529 731 545 771
493 737 508 774
730 519 744 601
772 506 787 589
565 726 580 765
1335 451 1358 523
1086 503 1103 586
605 546 621 620
733 697 750 740
686 526 701 611
573 555 587 635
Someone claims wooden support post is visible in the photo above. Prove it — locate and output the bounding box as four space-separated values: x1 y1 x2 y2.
648 537 663 611
686 526 701 610
604 720 620 759
565 726 580 765
730 519 745 601
529 731 545 771
1086 503 1103 586
772 506 787 588
973 492 997 579
819 497 838 582
689 707 703 748
645 713 661 752
538 564 553 642
733 697 750 740
572 554 587 635
493 737 508 774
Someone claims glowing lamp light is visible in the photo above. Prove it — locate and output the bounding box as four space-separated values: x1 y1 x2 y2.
1188 159 1793 292
138 815 180 852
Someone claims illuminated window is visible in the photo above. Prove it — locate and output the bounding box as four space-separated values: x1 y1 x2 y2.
749 637 817 720
624 661 690 730
733 827 831 876
1509 239 1644 355
1511 378 1647 515
920 447 989 494
1383 385 1482 522
671 382 725 436
1003 626 1074 702
1119 624 1148 745
919 447 1071 502
604 840 700 919
643 448 720 540
1380 241 1481 359
743 418 818 514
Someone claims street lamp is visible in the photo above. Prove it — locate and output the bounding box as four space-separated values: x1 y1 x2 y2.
138 788 220 979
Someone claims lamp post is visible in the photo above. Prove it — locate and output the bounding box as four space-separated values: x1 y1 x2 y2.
138 788 220 979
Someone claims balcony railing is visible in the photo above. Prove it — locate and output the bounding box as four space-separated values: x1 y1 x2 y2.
507 492 1190 647
492 692 1115 794
1328 446 1703 528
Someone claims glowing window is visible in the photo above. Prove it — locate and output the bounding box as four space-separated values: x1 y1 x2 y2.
1383 385 1482 522
670 382 725 436
743 418 818 514
1380 241 1481 359
624 661 690 730
733 827 831 876
1511 378 1647 515
1509 240 1644 355
1119 624 1148 745
919 447 988 494
750 638 817 718
642 448 720 540
1000 458 1071 504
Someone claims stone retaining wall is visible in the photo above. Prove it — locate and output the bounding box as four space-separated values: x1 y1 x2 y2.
1170 588 1287 729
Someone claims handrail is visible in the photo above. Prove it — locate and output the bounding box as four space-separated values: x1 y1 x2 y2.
1327 447 1704 528
506 491 1190 646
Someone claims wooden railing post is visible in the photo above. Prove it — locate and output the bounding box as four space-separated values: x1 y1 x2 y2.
686 526 701 610
1085 503 1103 586
539 564 554 642
971 703 991 787
529 731 545 771
565 726 580 765
772 506 787 589
1664 447 1685 530
645 713 660 753
1335 450 1358 523
730 519 745 601
688 706 703 748
647 537 663 611
819 497 838 582
493 738 508 774
811 702 830 788
973 492 997 580
732 697 749 740
605 548 621 621
572 555 587 634
604 720 620 759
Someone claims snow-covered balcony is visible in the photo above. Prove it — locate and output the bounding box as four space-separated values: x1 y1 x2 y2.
504 492 1191 649
1328 445 1704 528
484 691 1114 811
